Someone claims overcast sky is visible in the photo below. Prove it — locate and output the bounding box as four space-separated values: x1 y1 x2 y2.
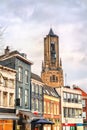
0 0 87 91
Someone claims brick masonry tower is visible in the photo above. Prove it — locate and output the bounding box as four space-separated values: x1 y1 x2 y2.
41 28 64 87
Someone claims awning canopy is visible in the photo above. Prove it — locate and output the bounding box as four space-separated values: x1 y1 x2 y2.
0 113 19 120
31 118 54 125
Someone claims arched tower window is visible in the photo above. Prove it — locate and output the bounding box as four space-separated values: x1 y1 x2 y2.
50 75 58 82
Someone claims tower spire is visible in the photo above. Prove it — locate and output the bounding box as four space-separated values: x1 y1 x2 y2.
49 28 54 36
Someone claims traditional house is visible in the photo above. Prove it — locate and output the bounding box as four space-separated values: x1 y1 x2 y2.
0 46 33 130
0 65 18 130
56 86 83 130
73 86 87 130
43 85 61 130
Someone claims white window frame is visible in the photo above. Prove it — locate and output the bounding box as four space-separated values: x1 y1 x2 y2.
25 89 28 107
25 70 29 83
18 87 22 106
18 67 23 82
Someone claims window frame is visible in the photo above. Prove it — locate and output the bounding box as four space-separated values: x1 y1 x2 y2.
25 70 29 84
18 66 23 82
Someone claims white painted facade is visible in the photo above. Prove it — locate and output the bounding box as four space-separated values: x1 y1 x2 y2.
0 65 16 109
56 86 83 124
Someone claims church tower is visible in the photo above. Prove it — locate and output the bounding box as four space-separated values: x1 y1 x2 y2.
41 29 64 87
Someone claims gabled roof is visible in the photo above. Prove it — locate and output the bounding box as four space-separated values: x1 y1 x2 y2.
74 87 87 97
31 73 43 83
0 50 33 65
43 85 60 98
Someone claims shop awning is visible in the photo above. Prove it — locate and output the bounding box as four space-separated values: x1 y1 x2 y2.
0 113 19 120
31 118 54 125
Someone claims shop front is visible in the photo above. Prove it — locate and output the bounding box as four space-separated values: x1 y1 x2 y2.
76 124 83 130
16 110 43 130
16 110 54 130
62 123 76 130
83 123 87 130
0 113 19 130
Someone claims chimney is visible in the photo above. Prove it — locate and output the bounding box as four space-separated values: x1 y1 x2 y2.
5 46 10 55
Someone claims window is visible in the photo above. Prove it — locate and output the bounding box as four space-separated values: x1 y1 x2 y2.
71 93 74 102
78 95 81 103
9 93 14 106
18 88 22 106
82 100 86 107
51 42 55 51
68 108 72 117
67 93 71 102
51 42 56 63
51 102 54 114
47 102 51 114
35 99 38 111
36 84 38 94
25 70 29 83
39 100 42 113
18 67 23 82
3 78 8 87
56 105 59 115
50 75 58 82
54 104 56 115
3 92 8 106
39 86 42 95
75 109 79 118
53 75 55 81
31 98 35 111
64 107 68 117
44 101 46 113
32 83 35 92
74 94 78 103
25 89 28 107
63 92 67 102
82 112 86 119
72 108 75 117
9 79 14 88
78 109 82 117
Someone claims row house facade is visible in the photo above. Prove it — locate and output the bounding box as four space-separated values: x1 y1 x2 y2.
30 73 56 130
30 73 44 115
56 86 83 130
73 86 87 130
43 86 61 130
0 65 18 130
30 73 44 130
0 46 54 130
0 46 33 130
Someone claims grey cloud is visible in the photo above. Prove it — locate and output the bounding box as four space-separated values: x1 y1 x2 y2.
1 0 87 25
73 22 87 54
